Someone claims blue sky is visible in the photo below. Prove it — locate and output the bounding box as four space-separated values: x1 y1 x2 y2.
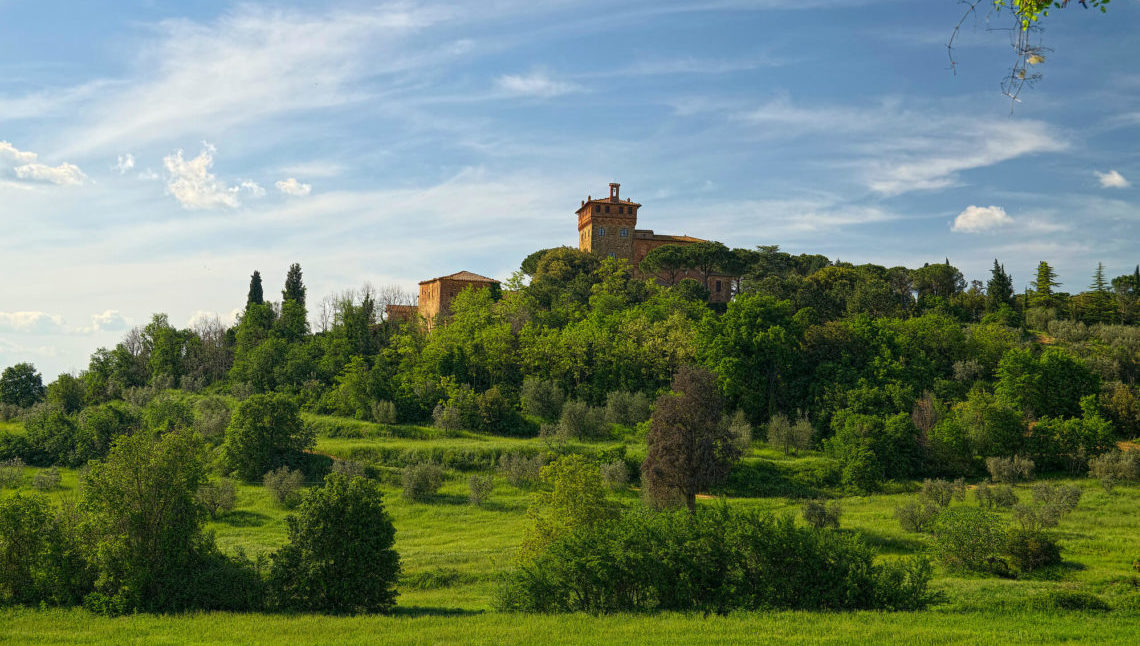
1 0 1138 379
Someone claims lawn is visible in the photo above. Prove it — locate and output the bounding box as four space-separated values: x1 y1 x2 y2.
2 417 1139 644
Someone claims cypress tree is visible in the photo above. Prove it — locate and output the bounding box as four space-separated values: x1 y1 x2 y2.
247 271 264 308
1085 262 1116 324
986 259 1014 311
283 263 306 306
1030 261 1060 309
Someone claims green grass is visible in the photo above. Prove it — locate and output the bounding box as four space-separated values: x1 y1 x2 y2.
0 420 24 434
3 418 1140 643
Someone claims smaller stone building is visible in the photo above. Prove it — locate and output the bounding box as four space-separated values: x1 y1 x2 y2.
385 270 500 329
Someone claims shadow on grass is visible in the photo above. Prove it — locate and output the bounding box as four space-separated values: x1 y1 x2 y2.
391 606 484 618
852 529 928 556
217 510 271 527
711 459 839 499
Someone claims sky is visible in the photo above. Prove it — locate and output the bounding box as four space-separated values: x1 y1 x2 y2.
1 0 1139 379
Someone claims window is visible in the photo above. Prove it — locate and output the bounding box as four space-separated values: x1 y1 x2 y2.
715 280 722 293
605 205 610 213
597 227 605 237
618 206 624 214
594 205 600 213
620 228 628 237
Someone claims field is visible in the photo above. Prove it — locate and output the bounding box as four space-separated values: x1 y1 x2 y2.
2 417 1140 644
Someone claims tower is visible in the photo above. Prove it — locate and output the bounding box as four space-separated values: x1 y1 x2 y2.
575 182 640 260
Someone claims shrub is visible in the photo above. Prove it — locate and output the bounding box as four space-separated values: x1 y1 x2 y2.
604 391 651 427
520 377 565 420
1088 450 1140 493
402 463 444 502
192 396 231 442
432 401 465 432
558 400 607 440
1005 528 1062 573
0 493 91 606
498 452 545 487
1013 483 1083 530
468 474 493 506
802 499 841 529
268 473 399 613
895 500 942 533
0 458 24 488
931 506 1006 573
222 394 314 481
32 466 61 491
920 478 966 508
600 459 629 490
370 400 398 424
331 460 366 479
523 455 616 557
975 483 1018 509
197 478 238 519
264 466 305 508
723 410 752 454
986 455 1035 483
477 386 530 436
500 507 933 613
0 403 21 422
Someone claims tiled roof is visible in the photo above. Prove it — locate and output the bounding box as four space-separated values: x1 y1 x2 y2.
419 270 500 285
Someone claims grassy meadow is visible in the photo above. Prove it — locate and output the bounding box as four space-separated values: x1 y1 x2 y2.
2 415 1140 644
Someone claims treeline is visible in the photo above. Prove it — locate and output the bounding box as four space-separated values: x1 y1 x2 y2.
2 247 1140 494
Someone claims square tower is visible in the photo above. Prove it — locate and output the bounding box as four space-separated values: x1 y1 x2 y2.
576 182 640 261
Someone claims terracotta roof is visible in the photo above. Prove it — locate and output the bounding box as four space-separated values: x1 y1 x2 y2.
419 270 500 285
575 197 642 213
634 231 707 243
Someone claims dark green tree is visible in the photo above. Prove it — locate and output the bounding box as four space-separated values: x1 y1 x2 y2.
221 393 314 480
1083 262 1117 324
282 263 306 306
986 260 1014 312
269 472 399 613
0 362 45 408
247 270 264 308
640 244 690 285
642 365 741 512
1030 261 1060 309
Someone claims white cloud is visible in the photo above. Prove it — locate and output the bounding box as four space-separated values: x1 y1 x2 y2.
240 180 266 197
163 143 241 209
275 177 312 196
1095 169 1130 189
0 140 86 185
13 161 87 185
952 205 1013 233
496 72 581 98
0 140 38 164
74 310 130 335
115 153 135 174
0 311 65 333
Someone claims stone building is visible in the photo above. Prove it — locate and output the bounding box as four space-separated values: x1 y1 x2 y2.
385 270 500 329
575 182 734 302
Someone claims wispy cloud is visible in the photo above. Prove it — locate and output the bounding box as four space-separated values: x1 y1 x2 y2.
0 140 86 185
163 143 240 209
115 153 135 174
0 311 65 334
275 177 312 196
496 71 582 98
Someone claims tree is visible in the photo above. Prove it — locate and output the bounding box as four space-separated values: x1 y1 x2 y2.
282 263 306 306
221 393 314 480
522 454 615 557
81 429 210 611
278 263 309 343
683 241 733 292
0 363 45 408
1082 262 1116 324
46 373 85 414
640 244 689 285
1030 261 1061 309
986 260 1014 312
0 493 89 606
246 270 264 308
269 472 399 613
643 366 741 512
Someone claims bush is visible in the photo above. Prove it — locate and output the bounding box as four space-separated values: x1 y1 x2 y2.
371 400 398 424
263 466 304 508
432 401 465 432
521 377 565 421
402 463 444 502
468 474 493 506
723 410 752 454
477 386 531 436
0 457 24 488
1013 483 1083 530
558 400 607 440
1005 528 1062 573
192 396 231 442
498 452 545 487
222 394 314 481
331 460 366 479
32 466 61 491
197 478 237 519
600 459 629 490
604 391 651 427
268 473 399 613
0 492 91 606
986 456 1035 483
499 507 933 613
920 478 966 507
975 483 1018 509
895 500 942 533
802 499 841 529
1088 450 1140 493
931 506 1006 573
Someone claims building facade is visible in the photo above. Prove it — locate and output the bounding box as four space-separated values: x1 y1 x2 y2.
576 183 734 303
